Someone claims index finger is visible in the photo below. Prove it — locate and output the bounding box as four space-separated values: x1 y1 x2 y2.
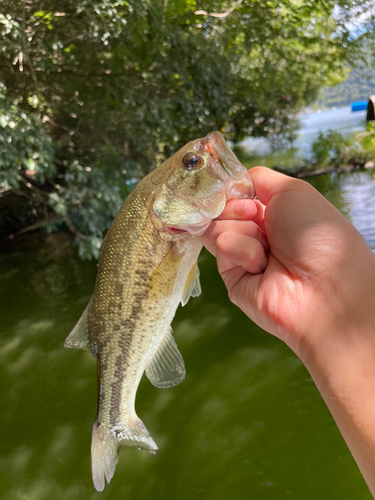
217 198 266 229
216 199 258 220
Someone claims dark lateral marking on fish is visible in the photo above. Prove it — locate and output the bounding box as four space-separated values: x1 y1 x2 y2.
109 354 129 426
108 289 148 426
135 268 150 281
96 358 104 416
192 170 201 192
114 282 124 296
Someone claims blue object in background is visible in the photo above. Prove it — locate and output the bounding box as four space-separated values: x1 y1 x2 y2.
351 100 368 112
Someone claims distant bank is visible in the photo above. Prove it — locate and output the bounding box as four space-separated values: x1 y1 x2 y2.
241 105 366 157
239 106 367 171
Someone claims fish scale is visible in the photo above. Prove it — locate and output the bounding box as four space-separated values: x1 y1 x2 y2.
64 131 254 491
91 185 172 429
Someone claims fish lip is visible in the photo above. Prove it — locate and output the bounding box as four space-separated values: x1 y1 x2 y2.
164 227 189 235
200 134 245 182
204 152 255 199
226 170 255 200
200 133 255 198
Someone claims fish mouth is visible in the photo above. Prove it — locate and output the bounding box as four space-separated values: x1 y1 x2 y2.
202 132 242 179
164 220 212 237
226 170 254 200
221 161 237 179
201 132 255 198
165 227 188 235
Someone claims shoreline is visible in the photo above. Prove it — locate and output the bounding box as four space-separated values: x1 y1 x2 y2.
273 161 374 179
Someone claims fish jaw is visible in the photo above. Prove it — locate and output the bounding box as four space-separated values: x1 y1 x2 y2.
167 169 253 235
225 170 254 201
200 131 255 199
153 190 225 238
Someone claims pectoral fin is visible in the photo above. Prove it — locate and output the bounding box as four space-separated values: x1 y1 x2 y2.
64 304 91 351
145 328 185 388
181 260 201 306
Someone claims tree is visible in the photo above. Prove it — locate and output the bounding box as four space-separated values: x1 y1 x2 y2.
0 0 373 257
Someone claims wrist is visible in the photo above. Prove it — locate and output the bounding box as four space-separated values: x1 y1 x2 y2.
304 319 375 399
298 245 375 374
302 318 375 494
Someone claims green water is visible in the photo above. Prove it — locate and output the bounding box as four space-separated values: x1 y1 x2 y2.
1 170 374 500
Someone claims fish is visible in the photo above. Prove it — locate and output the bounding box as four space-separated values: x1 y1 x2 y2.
64 131 254 491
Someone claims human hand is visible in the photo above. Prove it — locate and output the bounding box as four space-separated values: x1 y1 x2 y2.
201 166 375 494
200 166 375 361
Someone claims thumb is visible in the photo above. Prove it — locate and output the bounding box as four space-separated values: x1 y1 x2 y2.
249 166 306 206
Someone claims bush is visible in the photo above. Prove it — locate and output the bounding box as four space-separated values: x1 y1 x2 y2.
307 123 375 170
308 130 349 168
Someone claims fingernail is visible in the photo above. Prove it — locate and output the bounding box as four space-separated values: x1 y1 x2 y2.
244 202 256 219
231 199 247 215
231 200 255 218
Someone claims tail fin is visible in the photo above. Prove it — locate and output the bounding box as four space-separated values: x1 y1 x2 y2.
91 417 158 491
91 422 118 492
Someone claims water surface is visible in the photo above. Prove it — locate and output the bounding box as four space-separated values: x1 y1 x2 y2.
1 169 374 499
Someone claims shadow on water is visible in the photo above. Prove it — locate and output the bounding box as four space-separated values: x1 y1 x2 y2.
1 171 374 500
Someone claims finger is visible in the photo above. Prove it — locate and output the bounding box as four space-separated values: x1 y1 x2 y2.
249 166 308 206
228 253 286 326
200 220 269 257
216 232 268 276
251 199 266 229
229 254 284 324
216 198 266 232
216 199 258 220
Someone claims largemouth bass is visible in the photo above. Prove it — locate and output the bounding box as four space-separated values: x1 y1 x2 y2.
64 131 254 491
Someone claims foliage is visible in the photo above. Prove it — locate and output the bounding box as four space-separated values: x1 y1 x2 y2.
315 39 375 108
0 0 374 257
307 122 375 169
341 121 375 165
0 85 55 189
0 85 56 234
49 162 123 259
308 130 349 168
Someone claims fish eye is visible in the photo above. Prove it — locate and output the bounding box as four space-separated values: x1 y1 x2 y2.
182 152 203 170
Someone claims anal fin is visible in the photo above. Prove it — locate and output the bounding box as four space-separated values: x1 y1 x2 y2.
117 416 158 452
146 328 185 388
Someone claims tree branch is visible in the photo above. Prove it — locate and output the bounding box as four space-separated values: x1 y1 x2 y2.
194 0 243 19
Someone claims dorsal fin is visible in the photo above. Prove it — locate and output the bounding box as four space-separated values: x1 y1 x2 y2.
145 328 185 388
181 260 201 306
64 304 91 351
